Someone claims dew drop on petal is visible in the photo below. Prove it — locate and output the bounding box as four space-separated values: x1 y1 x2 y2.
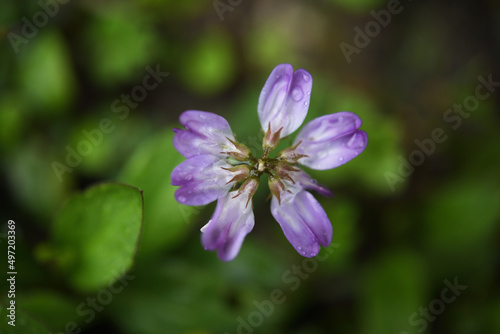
178 196 186 203
338 157 344 162
303 102 308 106
291 87 304 101
310 252 315 257
318 151 327 159
302 73 310 82
185 175 193 181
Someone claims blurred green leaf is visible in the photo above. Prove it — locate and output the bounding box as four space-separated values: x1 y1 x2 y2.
68 113 152 177
0 95 24 152
118 130 198 256
0 306 49 334
327 0 388 13
18 29 75 116
359 250 427 334
246 24 297 68
108 238 287 334
17 291 81 331
6 140 70 222
322 197 360 270
81 9 158 86
180 29 237 95
421 176 500 278
51 182 143 291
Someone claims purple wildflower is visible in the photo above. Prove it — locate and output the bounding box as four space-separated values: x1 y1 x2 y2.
172 64 367 261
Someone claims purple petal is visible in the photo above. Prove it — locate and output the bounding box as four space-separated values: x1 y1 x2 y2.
258 64 312 138
171 154 234 206
201 191 255 261
293 112 368 170
173 110 236 158
271 190 332 257
293 169 333 197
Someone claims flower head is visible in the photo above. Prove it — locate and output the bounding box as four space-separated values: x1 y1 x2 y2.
172 64 367 261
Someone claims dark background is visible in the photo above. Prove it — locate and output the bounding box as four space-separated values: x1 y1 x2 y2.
1 0 499 333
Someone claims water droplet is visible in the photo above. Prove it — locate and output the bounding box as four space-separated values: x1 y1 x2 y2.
178 196 186 203
306 91 310 95
301 250 307 255
199 114 206 119
338 157 344 162
291 87 304 101
298 246 302 251
303 102 308 106
185 175 193 181
318 152 327 159
310 252 316 257
302 73 310 82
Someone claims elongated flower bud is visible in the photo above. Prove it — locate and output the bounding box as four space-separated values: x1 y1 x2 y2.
262 123 283 154
278 141 308 164
225 137 253 161
221 164 252 184
232 177 259 208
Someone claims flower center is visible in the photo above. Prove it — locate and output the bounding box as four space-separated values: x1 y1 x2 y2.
257 159 266 173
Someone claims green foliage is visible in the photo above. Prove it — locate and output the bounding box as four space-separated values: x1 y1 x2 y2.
327 0 388 13
50 183 144 292
118 130 198 256
6 140 69 222
80 7 159 87
0 307 50 334
17 291 81 331
17 29 75 116
1 1 499 333
359 251 427 334
179 29 237 95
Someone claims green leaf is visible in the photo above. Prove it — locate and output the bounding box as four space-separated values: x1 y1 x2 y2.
18 29 75 116
326 0 387 13
0 306 50 334
421 177 500 278
80 8 158 87
118 130 199 256
17 290 81 331
51 183 144 292
359 250 427 334
180 29 236 95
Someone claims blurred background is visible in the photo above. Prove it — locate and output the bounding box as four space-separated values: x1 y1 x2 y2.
1 0 500 333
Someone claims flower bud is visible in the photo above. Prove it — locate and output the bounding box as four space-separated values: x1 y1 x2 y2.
278 141 308 163
268 175 286 205
272 163 299 184
232 177 259 208
222 164 252 184
225 137 253 161
262 123 283 155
